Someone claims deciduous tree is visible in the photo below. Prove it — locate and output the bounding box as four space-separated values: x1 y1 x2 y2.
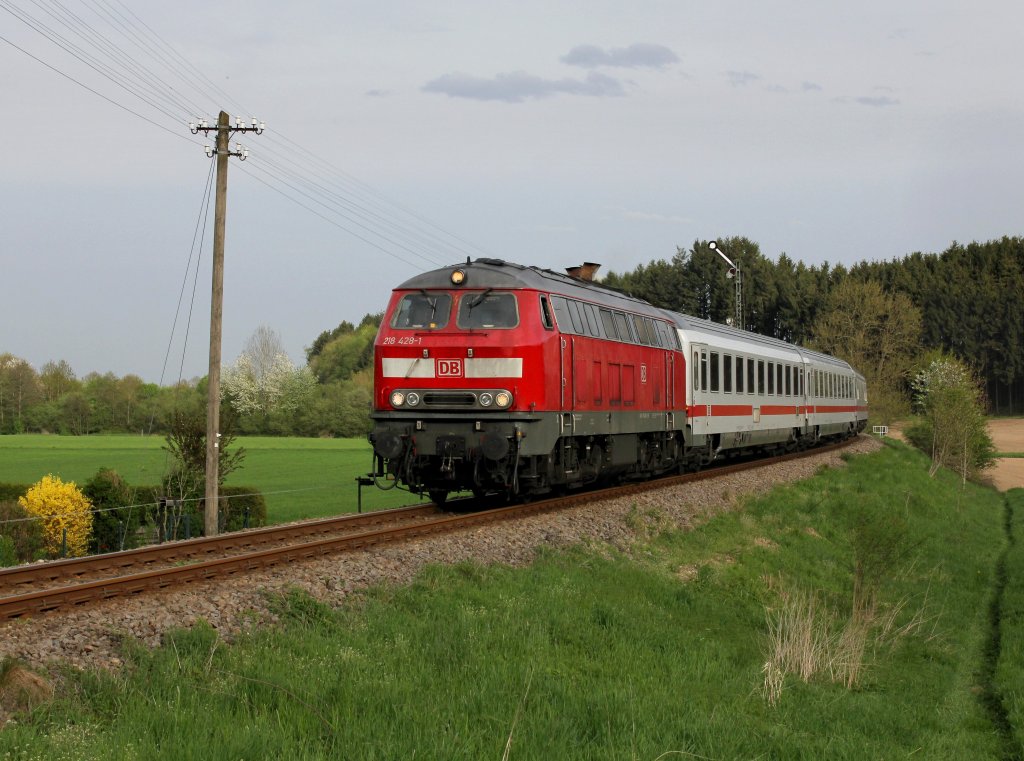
906 354 994 480
222 326 316 423
810 279 922 422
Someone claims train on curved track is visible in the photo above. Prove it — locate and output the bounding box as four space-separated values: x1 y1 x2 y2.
368 258 867 504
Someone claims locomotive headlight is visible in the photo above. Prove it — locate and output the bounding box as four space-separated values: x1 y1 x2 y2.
390 391 406 408
495 391 512 408
406 392 420 406
450 269 466 285
479 392 494 407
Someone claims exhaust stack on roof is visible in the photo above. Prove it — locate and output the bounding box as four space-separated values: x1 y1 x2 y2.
566 262 601 281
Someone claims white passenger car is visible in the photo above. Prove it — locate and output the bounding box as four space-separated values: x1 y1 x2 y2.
668 314 867 461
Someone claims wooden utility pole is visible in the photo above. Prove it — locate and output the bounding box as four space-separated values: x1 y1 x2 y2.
205 110 230 537
190 111 263 536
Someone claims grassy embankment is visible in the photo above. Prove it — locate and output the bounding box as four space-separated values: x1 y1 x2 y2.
996 488 1024 753
0 434 414 523
0 440 1015 759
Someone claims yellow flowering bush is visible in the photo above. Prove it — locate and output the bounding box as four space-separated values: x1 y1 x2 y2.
18 475 93 558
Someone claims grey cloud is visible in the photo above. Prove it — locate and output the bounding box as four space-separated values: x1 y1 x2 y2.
422 70 625 102
561 43 679 69
802 81 822 92
726 70 759 87
365 89 391 97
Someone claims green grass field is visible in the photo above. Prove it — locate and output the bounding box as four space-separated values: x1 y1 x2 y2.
0 441 1015 759
0 434 416 523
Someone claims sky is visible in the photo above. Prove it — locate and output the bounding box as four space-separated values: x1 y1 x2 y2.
1 0 1021 383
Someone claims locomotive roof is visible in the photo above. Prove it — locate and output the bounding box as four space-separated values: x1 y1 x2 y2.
394 258 660 314
395 258 860 376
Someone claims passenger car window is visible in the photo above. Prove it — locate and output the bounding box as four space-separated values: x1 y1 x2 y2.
457 292 519 329
391 292 451 329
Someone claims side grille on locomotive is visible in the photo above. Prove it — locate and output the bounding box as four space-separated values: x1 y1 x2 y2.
424 392 477 406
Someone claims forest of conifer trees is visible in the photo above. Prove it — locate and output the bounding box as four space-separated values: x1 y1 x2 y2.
603 236 1024 415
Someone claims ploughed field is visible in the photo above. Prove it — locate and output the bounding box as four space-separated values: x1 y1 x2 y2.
988 419 1024 491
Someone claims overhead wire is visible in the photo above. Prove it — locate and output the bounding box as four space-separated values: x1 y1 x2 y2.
248 152 450 267
250 143 479 264
101 0 249 118
25 0 204 116
0 0 188 123
78 0 481 266
148 158 216 432
78 0 209 115
2 0 490 270
0 31 191 143
0 0 500 532
237 163 434 271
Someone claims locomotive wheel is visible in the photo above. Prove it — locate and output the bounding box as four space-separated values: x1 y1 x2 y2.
428 489 449 505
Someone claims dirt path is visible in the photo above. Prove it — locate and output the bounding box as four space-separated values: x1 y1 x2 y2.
988 419 1024 492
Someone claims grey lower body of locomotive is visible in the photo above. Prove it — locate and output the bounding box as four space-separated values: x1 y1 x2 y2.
369 409 863 502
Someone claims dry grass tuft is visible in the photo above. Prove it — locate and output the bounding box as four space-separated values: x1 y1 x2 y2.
762 589 829 705
0 658 54 724
761 583 936 705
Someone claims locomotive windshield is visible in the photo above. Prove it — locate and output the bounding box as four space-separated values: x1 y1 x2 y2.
391 292 452 329
457 291 519 329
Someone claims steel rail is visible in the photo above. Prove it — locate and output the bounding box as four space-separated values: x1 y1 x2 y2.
0 438 855 620
0 503 441 593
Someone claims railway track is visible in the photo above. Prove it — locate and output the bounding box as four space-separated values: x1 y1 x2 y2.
0 438 854 620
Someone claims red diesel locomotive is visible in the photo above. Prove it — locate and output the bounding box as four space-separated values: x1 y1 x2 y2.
369 258 867 503
369 258 687 503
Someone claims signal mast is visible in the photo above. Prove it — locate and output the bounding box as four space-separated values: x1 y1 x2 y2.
710 240 743 329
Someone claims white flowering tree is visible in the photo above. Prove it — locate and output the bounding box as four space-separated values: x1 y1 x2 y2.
222 326 317 425
908 353 994 480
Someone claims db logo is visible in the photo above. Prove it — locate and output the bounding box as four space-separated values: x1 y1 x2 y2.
436 359 463 377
